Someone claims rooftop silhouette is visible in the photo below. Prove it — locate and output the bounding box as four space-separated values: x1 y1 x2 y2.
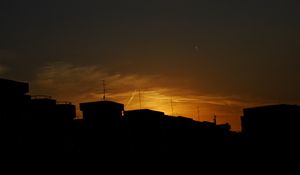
0 77 299 164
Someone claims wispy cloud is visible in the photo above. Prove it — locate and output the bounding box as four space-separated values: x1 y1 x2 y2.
31 62 270 130
31 62 161 104
126 90 138 107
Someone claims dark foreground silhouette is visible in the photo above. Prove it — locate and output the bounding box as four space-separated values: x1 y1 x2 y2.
1 78 299 169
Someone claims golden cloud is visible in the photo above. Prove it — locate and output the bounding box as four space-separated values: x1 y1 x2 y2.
30 62 270 131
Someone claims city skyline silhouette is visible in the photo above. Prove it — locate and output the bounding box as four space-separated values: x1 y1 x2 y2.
1 77 300 172
1 77 299 152
1 1 300 169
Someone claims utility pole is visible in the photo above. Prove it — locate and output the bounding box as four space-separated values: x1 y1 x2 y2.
171 97 174 116
197 105 200 121
213 115 217 125
102 80 106 100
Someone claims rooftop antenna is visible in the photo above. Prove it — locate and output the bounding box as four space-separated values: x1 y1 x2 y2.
171 97 174 116
213 114 217 125
197 105 200 121
138 89 142 109
102 80 106 101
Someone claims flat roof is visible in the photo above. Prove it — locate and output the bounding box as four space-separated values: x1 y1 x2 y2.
125 109 165 115
0 78 29 94
80 100 124 111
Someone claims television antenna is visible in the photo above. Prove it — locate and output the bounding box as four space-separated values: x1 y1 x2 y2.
102 80 106 100
197 105 200 121
171 97 174 116
213 114 217 125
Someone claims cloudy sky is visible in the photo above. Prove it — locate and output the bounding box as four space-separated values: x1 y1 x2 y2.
1 0 300 130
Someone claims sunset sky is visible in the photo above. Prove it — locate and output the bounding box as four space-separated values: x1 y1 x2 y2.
1 0 300 130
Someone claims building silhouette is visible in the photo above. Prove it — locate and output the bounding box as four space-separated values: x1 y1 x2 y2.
123 109 165 153
124 109 164 126
80 100 124 123
5 77 300 160
29 96 76 122
241 104 300 145
0 78 31 152
78 100 125 153
0 78 30 121
56 102 76 122
30 96 57 121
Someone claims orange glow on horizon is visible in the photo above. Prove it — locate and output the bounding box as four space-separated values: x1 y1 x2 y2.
29 62 257 131
61 87 245 131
